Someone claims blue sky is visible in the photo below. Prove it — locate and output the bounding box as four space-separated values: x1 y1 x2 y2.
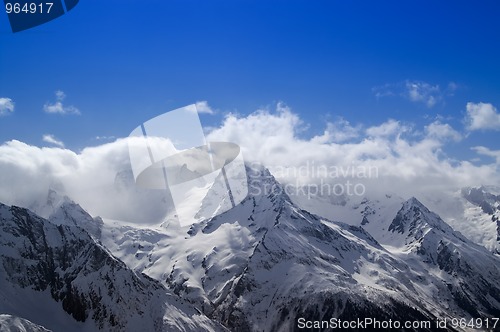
1 0 500 162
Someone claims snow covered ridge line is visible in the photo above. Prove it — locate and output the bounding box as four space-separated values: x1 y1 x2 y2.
0 314 51 332
125 104 380 227
2 172 500 331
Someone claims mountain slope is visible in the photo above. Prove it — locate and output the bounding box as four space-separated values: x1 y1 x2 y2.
0 314 51 332
101 166 500 331
386 197 500 319
209 196 438 331
0 203 226 332
460 186 500 254
48 199 103 240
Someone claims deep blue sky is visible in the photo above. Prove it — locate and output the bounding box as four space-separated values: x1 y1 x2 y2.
1 1 500 157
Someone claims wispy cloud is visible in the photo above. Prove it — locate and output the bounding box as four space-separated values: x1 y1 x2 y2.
446 82 459 95
425 121 462 142
95 135 116 141
0 139 168 223
207 103 499 194
42 134 65 148
365 119 410 138
0 103 498 225
405 81 441 108
43 90 80 115
195 101 215 114
372 83 396 99
471 146 500 164
0 97 15 116
311 118 361 143
465 102 500 131
373 80 458 108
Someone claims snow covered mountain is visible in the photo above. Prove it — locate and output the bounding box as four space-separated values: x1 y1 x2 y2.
289 189 406 243
27 189 103 240
290 183 500 257
48 199 103 240
0 314 51 332
459 186 500 254
0 203 226 332
100 165 500 331
2 164 500 331
386 197 500 318
405 186 500 255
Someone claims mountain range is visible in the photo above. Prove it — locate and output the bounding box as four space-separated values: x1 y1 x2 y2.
1 165 500 331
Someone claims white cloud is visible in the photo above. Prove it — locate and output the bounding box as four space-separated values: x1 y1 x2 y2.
372 83 395 99
95 135 116 141
195 101 215 114
425 121 462 142
373 80 457 108
208 104 499 195
472 146 500 164
0 98 14 116
43 90 80 115
311 118 361 143
0 103 499 227
366 119 408 138
0 139 170 224
405 81 441 108
42 134 65 148
55 90 65 100
465 102 500 131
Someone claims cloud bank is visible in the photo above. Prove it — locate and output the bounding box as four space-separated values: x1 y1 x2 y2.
0 102 498 224
207 103 499 197
0 139 170 224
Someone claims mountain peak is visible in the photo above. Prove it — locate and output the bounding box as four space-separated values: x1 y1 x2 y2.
461 186 500 215
403 197 428 211
0 201 226 332
388 197 451 237
48 198 103 239
194 163 289 221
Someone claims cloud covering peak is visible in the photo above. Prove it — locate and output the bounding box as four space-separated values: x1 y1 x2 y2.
0 103 498 224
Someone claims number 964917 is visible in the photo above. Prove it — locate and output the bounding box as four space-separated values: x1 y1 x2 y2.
5 2 54 14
